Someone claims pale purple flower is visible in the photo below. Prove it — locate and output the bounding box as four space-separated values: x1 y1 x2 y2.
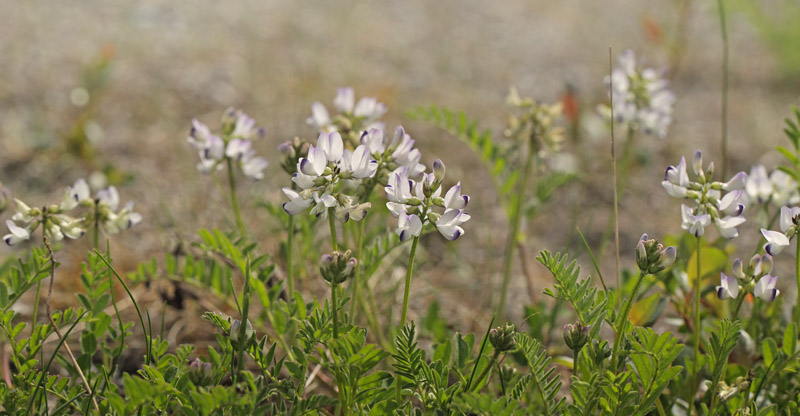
435 209 471 241
754 275 780 301
761 229 791 255
396 213 422 242
281 188 313 216
341 145 378 179
716 273 739 300
661 157 690 198
240 151 268 180
443 182 470 210
779 206 800 233
3 220 30 246
681 205 711 237
309 192 337 218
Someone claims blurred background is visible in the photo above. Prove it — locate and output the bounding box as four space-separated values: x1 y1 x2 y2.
2 0 800 344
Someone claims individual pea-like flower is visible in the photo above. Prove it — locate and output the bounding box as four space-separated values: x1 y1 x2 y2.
753 275 780 301
92 185 143 234
601 49 675 138
384 160 471 242
361 126 425 179
187 108 268 180
3 220 30 246
307 88 387 142
635 234 676 274
663 151 747 239
716 273 739 300
681 204 711 237
760 206 800 255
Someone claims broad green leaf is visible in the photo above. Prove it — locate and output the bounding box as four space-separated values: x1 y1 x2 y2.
628 292 666 327
687 246 728 286
763 337 779 367
784 323 797 355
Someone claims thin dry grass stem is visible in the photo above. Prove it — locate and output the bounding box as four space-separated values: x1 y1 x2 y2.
517 242 537 304
43 236 99 413
609 46 621 308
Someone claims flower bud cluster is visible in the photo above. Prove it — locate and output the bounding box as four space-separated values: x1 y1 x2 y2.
229 318 255 349
760 206 800 256
662 150 747 238
319 250 357 285
563 322 590 351
277 137 310 176
744 165 800 207
306 87 387 145
282 131 376 221
384 159 471 242
717 254 780 302
635 234 676 274
488 323 517 353
188 358 214 386
3 178 141 246
600 49 675 139
187 108 269 180
505 87 565 154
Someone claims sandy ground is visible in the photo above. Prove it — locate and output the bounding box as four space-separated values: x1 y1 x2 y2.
1 1 799 345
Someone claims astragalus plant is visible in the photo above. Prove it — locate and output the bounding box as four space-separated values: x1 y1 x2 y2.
2 82 800 416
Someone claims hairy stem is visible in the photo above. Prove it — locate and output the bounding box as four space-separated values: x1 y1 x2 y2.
331 282 339 338
690 236 702 414
43 237 99 412
349 216 367 320
497 135 536 318
399 236 420 327
717 0 729 179
612 271 646 369
286 214 295 297
226 158 246 235
328 208 338 252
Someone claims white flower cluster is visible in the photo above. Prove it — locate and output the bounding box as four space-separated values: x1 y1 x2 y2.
188 108 269 180
385 160 471 241
744 165 800 207
662 150 747 238
3 179 141 246
717 254 779 302
307 87 387 134
604 49 675 139
282 131 377 221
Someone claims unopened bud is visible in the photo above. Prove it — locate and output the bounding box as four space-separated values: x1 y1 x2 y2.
732 258 745 279
188 358 214 386
230 319 255 349
432 159 446 183
489 323 517 353
563 322 590 351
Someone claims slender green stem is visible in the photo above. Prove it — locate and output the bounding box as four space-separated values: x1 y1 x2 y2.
572 348 580 379
226 158 246 235
331 283 339 338
794 238 800 324
399 236 420 326
328 208 338 252
717 0 729 179
93 202 100 251
32 280 42 329
611 271 646 369
690 236 702 414
469 352 499 392
286 214 295 298
498 137 536 318
350 216 367 320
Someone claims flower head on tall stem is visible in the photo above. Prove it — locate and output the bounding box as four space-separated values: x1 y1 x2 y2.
716 254 779 302
187 109 268 181
601 49 675 139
